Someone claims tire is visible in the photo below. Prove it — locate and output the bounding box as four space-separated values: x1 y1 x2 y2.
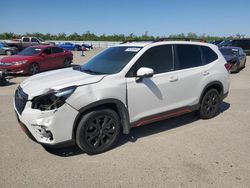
29 63 40 75
198 89 221 119
242 59 246 69
76 108 121 155
233 63 240 73
6 50 12 56
64 58 71 67
74 47 78 51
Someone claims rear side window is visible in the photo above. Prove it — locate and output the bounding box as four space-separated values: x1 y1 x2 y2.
175 44 202 69
135 45 173 74
201 46 218 64
23 38 30 42
52 47 64 53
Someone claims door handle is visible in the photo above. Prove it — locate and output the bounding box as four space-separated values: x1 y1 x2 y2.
203 70 209 76
169 76 178 82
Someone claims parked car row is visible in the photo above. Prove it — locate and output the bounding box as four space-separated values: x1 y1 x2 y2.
56 42 93 51
0 42 18 55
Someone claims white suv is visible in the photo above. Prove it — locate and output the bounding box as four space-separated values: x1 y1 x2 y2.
14 40 230 154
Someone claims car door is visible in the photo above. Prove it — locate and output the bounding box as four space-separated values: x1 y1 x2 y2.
171 44 205 108
51 47 65 68
40 47 54 70
30 38 40 46
126 45 182 124
22 37 30 48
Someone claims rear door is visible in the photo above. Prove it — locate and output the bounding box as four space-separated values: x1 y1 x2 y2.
51 47 65 68
172 44 205 108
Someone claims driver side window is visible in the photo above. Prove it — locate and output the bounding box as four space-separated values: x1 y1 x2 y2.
43 48 52 55
126 45 174 77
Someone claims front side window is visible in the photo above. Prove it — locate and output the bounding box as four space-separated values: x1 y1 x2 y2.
31 38 39 43
42 48 52 55
18 47 41 56
81 46 141 74
175 44 202 70
128 45 173 77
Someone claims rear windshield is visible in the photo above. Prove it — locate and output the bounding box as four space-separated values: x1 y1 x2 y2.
18 47 42 56
220 48 238 56
81 46 141 74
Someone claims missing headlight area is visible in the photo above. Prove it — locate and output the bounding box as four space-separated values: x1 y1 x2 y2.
31 86 76 111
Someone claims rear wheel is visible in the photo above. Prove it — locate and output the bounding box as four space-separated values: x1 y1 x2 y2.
198 89 221 119
76 108 121 155
29 63 40 75
64 58 71 67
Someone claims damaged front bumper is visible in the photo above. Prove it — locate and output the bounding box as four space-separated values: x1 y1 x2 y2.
14 100 79 146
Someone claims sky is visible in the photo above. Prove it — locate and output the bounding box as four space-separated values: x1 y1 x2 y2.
0 0 250 37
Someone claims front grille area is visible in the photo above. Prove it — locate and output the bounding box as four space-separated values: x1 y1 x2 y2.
15 86 28 115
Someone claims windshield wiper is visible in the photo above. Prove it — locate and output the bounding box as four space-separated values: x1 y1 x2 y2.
81 68 106 75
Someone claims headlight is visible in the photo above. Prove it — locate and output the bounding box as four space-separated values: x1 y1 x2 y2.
13 60 28 65
31 86 76 111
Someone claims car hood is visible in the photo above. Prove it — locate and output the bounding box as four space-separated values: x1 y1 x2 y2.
0 55 32 63
20 67 105 99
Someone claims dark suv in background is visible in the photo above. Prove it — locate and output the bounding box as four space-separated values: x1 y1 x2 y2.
219 39 250 55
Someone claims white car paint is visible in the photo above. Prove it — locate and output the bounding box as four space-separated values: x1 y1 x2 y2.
14 41 230 145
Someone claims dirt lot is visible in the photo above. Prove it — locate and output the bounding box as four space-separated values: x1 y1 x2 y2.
0 49 250 188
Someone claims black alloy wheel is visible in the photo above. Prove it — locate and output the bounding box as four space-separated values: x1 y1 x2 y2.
76 108 121 155
198 89 221 119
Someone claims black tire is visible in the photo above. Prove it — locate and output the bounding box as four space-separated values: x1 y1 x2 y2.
64 58 71 67
74 47 78 51
198 89 221 119
76 108 121 155
29 63 40 75
6 50 12 56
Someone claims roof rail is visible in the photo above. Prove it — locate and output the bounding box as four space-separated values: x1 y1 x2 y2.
121 38 207 44
120 39 154 44
154 37 207 42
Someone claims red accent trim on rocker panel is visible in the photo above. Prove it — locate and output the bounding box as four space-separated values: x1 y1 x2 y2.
135 108 192 127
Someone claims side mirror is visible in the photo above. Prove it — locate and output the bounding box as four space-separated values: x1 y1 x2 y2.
137 67 154 78
41 53 46 57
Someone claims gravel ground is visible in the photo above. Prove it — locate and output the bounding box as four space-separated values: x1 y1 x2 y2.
0 50 250 188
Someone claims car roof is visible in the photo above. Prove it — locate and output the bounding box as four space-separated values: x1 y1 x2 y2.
117 41 215 48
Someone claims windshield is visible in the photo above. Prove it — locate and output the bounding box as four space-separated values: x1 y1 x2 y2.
18 47 42 56
220 48 238 56
81 46 141 74
218 40 231 47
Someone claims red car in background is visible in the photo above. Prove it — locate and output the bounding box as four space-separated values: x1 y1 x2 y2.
0 45 73 75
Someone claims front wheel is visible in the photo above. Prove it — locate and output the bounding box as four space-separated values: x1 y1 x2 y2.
198 89 221 119
29 63 40 75
76 108 121 155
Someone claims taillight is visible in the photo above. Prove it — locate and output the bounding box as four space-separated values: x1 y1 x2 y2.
224 63 232 72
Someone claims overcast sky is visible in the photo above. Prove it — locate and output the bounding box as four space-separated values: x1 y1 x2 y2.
1 0 250 37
